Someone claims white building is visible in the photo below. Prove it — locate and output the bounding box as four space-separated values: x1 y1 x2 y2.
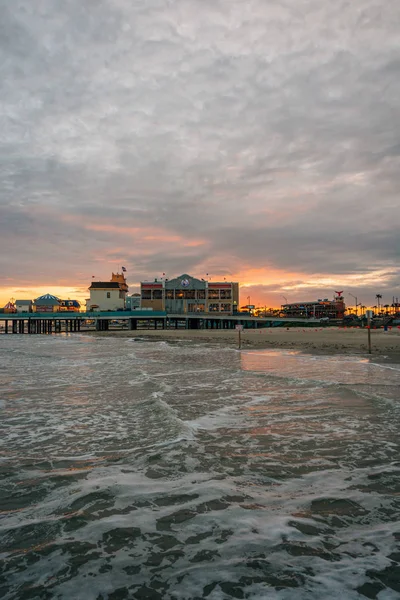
88 282 125 311
15 299 33 313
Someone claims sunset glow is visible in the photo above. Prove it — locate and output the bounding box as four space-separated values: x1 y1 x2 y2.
0 1 399 311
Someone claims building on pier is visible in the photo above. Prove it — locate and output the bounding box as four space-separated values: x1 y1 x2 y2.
140 274 239 314
88 272 128 311
111 272 129 294
15 300 33 313
3 301 16 313
33 294 62 312
60 299 81 312
125 294 141 310
33 294 81 313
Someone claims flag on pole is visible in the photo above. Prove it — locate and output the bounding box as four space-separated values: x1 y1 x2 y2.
121 266 127 272
162 272 165 276
92 275 95 278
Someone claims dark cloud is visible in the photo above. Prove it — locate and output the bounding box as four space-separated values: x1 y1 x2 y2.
0 0 399 305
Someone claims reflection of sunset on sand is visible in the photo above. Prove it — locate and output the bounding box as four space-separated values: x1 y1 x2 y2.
88 327 400 356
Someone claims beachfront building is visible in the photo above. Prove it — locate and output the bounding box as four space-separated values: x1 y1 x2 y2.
15 300 33 313
140 274 239 314
33 294 62 313
87 272 128 311
281 292 346 320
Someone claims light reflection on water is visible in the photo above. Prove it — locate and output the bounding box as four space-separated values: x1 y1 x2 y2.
0 335 399 599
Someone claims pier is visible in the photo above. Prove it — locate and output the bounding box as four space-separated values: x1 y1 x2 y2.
0 311 307 335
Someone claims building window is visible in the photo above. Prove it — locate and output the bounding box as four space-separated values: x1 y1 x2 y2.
152 290 163 300
141 290 151 300
208 289 219 300
107 292 111 298
187 303 205 313
220 303 231 312
220 290 232 299
175 290 184 299
166 290 174 299
184 290 195 299
197 290 206 299
209 303 219 312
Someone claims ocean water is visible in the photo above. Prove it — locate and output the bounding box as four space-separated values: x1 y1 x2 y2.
0 335 400 600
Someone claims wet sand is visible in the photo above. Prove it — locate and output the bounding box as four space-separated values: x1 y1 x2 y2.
86 327 400 357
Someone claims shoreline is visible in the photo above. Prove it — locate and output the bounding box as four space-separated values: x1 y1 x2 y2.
81 327 400 359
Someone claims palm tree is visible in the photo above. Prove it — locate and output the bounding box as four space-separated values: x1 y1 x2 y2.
376 294 382 313
384 304 390 315
360 305 366 316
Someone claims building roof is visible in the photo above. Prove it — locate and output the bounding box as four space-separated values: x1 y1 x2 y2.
283 299 344 307
16 299 32 305
165 274 206 291
140 274 238 290
60 299 81 307
111 272 128 291
34 293 61 305
90 282 120 289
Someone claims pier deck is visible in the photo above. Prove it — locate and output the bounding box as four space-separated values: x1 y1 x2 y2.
0 311 309 334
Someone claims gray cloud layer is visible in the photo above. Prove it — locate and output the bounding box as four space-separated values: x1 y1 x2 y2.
0 0 399 304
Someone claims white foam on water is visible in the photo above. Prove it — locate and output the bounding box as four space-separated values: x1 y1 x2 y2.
369 361 400 372
2 336 400 599
146 367 223 378
243 394 273 407
184 404 249 432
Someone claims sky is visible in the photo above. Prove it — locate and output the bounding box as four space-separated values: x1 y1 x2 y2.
1 0 399 310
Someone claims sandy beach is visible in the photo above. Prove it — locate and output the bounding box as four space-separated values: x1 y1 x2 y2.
86 326 400 357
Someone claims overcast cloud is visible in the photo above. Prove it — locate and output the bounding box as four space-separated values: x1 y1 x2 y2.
0 0 399 306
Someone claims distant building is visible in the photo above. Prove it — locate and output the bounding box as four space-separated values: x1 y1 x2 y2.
3 301 16 313
140 274 239 314
34 294 62 313
125 294 141 310
281 292 346 320
15 300 33 313
60 299 81 312
111 272 129 294
88 282 124 311
88 272 128 311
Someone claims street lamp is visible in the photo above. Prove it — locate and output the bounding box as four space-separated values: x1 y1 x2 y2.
281 295 288 304
246 296 252 314
348 293 359 316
